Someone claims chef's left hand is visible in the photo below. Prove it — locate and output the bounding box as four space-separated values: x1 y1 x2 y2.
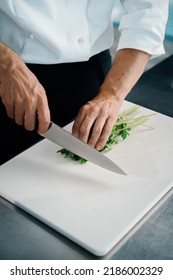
72 49 150 150
72 91 122 151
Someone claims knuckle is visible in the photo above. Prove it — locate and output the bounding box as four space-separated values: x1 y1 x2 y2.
108 115 116 123
99 135 107 143
93 126 101 135
81 103 89 112
83 101 99 112
38 90 47 104
103 128 111 136
79 125 86 135
15 96 23 106
26 95 36 110
2 98 11 107
84 116 93 123
83 103 89 109
93 103 100 112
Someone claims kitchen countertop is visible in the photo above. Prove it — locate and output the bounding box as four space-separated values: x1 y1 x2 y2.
0 54 173 260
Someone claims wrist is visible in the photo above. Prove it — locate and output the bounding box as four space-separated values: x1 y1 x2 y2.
0 41 10 69
0 41 19 78
99 48 150 102
99 76 129 104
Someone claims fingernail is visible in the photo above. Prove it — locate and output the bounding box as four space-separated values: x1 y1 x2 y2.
96 144 102 150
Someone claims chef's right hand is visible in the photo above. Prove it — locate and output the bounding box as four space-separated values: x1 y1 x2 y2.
0 41 50 134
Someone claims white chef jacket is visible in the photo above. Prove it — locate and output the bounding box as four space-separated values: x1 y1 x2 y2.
0 0 168 64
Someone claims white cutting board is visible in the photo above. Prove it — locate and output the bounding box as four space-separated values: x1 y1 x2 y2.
0 101 173 256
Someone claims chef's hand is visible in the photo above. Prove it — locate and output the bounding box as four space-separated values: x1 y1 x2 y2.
72 49 150 150
0 41 50 134
72 91 122 151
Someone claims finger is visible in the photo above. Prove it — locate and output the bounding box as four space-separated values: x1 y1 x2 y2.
78 114 97 143
24 106 37 131
1 91 15 119
14 97 25 125
4 102 15 119
37 105 50 134
72 105 88 138
75 105 99 143
36 88 50 134
22 84 49 132
15 108 25 125
95 117 115 150
88 114 107 148
22 92 37 130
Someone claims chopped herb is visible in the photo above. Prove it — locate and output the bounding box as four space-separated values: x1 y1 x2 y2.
57 148 87 164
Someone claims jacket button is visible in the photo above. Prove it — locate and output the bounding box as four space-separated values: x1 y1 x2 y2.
78 37 85 43
29 33 34 39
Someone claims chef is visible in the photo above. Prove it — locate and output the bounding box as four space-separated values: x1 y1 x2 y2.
0 0 168 164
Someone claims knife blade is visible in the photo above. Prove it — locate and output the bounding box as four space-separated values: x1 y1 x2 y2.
41 122 127 175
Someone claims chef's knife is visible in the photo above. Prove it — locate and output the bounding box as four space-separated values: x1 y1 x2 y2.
41 122 127 175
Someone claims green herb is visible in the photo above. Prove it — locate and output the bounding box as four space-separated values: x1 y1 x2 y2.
57 105 155 163
57 148 87 164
